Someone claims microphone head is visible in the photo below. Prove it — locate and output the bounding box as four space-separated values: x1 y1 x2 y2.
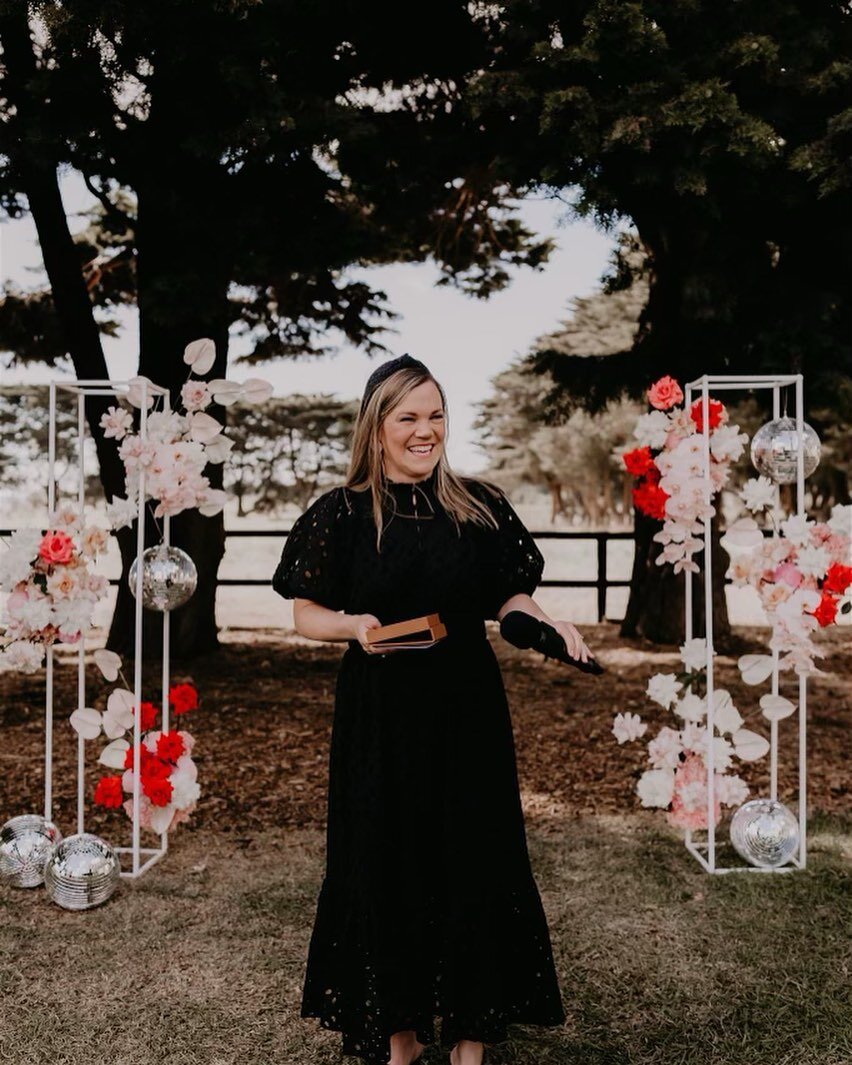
499 610 541 650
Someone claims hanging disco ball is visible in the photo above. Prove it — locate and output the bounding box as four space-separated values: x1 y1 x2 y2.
43 833 120 910
750 417 821 484
729 798 799 868
128 544 197 611
0 814 63 888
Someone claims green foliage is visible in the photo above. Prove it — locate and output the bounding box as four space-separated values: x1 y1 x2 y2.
468 0 852 416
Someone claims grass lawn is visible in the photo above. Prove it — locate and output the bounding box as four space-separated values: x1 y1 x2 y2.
1 625 849 1064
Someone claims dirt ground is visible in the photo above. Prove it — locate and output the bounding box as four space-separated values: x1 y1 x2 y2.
1 623 848 839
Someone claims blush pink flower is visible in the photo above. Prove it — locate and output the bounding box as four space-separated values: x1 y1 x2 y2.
772 562 802 588
647 375 684 410
666 752 722 831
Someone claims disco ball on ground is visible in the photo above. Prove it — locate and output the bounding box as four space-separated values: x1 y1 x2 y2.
750 417 821 484
729 798 799 868
43 833 120 910
0 814 63 888
128 544 197 611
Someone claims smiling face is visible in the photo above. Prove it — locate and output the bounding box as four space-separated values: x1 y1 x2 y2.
379 379 445 482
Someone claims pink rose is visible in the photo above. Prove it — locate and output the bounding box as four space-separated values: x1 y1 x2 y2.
772 562 802 588
38 531 75 565
647 375 684 411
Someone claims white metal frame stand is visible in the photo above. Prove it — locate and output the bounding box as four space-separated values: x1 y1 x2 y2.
45 378 172 878
683 373 807 874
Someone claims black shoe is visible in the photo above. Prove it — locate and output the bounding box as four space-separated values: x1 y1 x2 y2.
500 611 605 675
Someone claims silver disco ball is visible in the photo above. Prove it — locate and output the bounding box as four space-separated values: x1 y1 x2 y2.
43 832 120 910
730 798 800 868
128 544 197 611
0 814 63 888
750 417 821 484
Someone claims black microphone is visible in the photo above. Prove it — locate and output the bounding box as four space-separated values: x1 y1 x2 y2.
499 611 605 675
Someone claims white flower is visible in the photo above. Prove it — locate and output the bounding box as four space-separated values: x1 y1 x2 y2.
99 405 134 440
682 729 734 771
679 637 708 672
180 380 212 412
633 410 672 450
170 755 201 809
780 513 814 545
795 544 830 579
1 639 44 673
79 526 110 559
0 544 36 590
196 488 228 517
105 496 139 531
612 711 647 744
145 410 187 444
636 768 675 808
646 673 683 709
827 504 852 539
47 505 84 532
647 726 683 769
8 589 53 630
740 476 776 513
184 338 216 375
714 773 750 806
674 691 706 723
709 424 749 462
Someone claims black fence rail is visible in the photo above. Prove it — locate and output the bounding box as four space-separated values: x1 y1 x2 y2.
1 527 635 623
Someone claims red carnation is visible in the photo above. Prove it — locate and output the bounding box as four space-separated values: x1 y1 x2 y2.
124 743 150 770
141 757 173 782
810 592 838 628
169 682 198 715
622 446 655 477
823 562 852 595
93 775 124 809
644 463 662 486
689 398 725 433
632 481 669 521
143 776 173 808
139 701 158 731
156 730 185 762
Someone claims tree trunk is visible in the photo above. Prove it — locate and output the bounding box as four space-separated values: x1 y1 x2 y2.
621 507 732 648
108 90 235 661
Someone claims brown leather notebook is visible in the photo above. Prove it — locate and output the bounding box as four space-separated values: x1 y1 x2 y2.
364 613 447 651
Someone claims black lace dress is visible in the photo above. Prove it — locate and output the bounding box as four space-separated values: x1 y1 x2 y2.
271 466 565 1064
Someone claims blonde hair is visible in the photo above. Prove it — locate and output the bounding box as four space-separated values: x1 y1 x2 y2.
344 365 501 551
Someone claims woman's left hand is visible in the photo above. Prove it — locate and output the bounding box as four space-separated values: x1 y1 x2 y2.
547 618 591 663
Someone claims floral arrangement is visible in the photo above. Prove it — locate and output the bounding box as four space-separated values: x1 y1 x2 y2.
727 486 852 677
76 648 201 834
612 637 767 829
622 375 749 574
100 337 272 528
0 508 111 673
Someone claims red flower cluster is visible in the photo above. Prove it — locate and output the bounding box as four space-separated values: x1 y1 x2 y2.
139 701 158 731
169 682 198 715
632 481 669 521
823 562 852 595
811 593 838 628
689 397 725 433
93 775 123 809
622 446 655 477
122 743 174 806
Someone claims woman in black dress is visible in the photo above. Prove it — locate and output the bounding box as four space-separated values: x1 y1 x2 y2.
272 355 592 1065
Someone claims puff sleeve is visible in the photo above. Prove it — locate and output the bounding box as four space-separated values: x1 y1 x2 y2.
271 487 351 611
475 482 545 620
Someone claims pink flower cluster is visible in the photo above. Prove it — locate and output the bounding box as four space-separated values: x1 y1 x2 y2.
623 376 748 574
0 509 111 673
727 504 852 675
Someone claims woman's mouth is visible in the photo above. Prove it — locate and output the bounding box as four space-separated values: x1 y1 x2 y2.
408 444 435 454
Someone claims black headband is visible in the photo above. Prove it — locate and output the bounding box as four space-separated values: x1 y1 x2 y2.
358 353 431 417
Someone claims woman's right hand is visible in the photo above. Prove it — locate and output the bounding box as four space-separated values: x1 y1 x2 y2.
350 613 384 653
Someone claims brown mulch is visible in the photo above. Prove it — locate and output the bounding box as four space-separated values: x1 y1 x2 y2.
1 623 849 842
